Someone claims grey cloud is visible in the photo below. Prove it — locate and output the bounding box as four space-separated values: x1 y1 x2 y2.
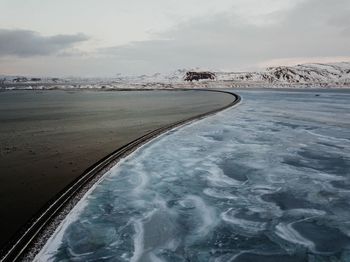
0 29 89 57
99 0 350 72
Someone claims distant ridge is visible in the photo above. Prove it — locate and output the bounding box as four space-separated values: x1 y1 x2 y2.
114 62 350 87
1 62 350 89
215 62 350 86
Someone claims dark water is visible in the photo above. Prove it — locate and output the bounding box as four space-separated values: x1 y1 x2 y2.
38 90 350 261
0 90 232 248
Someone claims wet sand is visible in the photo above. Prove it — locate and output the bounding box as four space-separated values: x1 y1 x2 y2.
0 90 233 249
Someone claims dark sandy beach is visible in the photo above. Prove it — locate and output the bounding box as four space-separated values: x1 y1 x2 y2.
0 89 233 249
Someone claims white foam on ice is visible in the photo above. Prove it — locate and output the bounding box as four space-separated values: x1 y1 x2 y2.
130 218 145 262
274 221 315 249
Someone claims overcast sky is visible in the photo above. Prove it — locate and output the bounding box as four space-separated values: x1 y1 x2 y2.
0 0 349 76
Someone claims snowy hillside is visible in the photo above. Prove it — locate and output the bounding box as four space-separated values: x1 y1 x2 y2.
117 62 350 87
1 62 349 90
216 62 350 86
113 69 188 83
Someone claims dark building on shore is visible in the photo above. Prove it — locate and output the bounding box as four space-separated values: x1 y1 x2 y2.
184 71 216 81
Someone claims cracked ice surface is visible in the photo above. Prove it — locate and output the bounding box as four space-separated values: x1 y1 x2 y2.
37 90 350 262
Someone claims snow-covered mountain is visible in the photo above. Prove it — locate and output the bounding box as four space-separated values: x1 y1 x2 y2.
215 62 350 86
115 62 350 87
112 69 188 83
1 62 349 90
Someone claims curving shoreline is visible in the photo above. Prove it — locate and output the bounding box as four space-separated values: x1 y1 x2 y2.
36 89 350 261
1 89 240 262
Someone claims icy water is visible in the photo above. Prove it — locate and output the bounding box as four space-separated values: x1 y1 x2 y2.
37 90 350 262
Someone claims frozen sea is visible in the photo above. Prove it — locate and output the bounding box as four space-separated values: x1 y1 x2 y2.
37 89 350 262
